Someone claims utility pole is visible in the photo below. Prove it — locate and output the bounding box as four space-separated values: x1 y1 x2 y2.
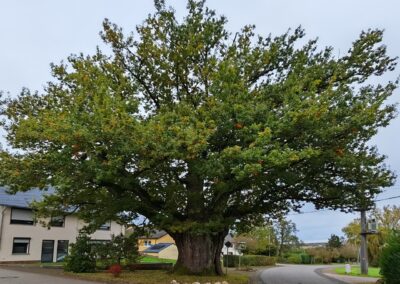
360 210 368 275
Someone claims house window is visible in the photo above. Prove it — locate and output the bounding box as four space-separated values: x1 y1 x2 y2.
50 216 65 227
10 208 34 225
12 238 30 254
56 240 69 262
144 240 152 247
98 221 111 231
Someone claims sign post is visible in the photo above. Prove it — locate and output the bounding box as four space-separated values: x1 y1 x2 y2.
238 242 246 271
224 241 232 275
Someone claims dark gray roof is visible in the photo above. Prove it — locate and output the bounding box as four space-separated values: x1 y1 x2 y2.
143 243 174 253
0 187 51 209
139 229 168 239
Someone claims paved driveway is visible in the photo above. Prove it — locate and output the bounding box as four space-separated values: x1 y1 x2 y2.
259 264 345 284
0 267 104 284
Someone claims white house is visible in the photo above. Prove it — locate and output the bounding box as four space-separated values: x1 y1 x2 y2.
0 188 124 263
222 234 242 256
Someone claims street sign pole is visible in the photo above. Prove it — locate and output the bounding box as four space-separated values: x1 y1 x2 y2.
224 241 232 275
226 246 228 275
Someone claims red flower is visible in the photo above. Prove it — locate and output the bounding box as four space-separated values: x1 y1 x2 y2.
108 264 122 277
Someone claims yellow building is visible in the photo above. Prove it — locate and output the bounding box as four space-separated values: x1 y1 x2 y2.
137 230 175 252
143 243 178 260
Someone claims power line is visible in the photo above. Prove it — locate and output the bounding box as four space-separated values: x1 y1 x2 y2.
375 195 400 202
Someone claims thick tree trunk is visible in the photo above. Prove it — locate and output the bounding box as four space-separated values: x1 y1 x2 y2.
171 230 228 275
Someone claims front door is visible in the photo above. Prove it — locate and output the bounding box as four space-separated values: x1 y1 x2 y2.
41 240 54 262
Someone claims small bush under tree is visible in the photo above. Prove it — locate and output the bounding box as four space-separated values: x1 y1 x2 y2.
64 234 96 273
93 233 139 268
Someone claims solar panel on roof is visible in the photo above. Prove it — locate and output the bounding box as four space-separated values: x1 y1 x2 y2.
143 243 174 253
0 187 54 209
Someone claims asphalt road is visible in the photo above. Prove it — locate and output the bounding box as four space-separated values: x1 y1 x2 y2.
0 267 104 284
259 264 345 284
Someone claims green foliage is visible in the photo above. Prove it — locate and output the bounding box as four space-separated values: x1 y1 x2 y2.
327 234 343 248
380 230 400 284
235 225 277 256
65 233 138 273
278 252 311 264
223 255 276 267
305 247 340 264
274 217 299 256
0 0 397 275
64 234 96 273
300 254 312 264
93 234 139 268
286 254 302 264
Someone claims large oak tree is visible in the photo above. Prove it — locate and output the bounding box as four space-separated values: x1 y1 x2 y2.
0 0 397 275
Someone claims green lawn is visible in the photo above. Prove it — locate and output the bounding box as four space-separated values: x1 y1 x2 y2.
138 255 177 264
335 266 381 278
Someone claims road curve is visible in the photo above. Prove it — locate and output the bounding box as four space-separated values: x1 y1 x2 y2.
259 264 345 284
0 267 104 284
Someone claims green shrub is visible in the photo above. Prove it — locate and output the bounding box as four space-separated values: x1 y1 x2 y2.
286 254 302 264
64 233 139 272
380 230 400 284
300 254 311 264
223 255 276 267
93 234 139 268
64 234 96 273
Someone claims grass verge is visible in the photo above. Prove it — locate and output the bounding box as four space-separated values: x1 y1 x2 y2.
138 256 176 264
70 270 248 284
334 266 381 278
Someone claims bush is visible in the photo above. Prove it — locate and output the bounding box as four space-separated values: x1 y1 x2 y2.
64 232 139 272
286 254 302 264
380 230 400 284
93 234 139 268
305 247 339 264
300 254 311 264
108 264 122 277
223 255 276 267
277 253 310 264
64 234 96 273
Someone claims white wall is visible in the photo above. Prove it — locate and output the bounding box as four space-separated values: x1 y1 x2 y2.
158 244 178 260
0 207 124 262
222 245 241 256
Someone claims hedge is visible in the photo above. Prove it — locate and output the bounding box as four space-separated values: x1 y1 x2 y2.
380 230 400 284
223 255 276 267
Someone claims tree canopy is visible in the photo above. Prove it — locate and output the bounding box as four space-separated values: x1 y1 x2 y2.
0 0 397 275
327 234 343 249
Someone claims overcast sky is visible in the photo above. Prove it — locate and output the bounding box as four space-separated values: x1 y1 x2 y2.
1 0 399 242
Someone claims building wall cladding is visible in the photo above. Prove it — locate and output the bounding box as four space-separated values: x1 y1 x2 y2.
0 206 124 262
158 244 178 260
